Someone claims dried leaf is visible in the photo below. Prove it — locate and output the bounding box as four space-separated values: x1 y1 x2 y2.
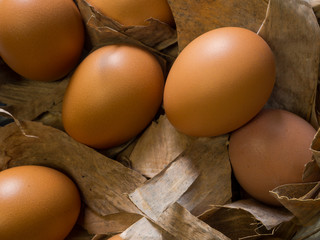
66 225 94 240
270 182 320 226
177 135 232 216
75 0 177 64
130 114 195 178
293 217 320 240
0 76 69 123
225 199 294 230
310 0 320 18
199 206 265 239
199 199 294 239
167 0 268 51
79 207 142 235
129 147 200 221
151 202 230 240
129 134 232 218
311 128 320 168
121 217 174 240
0 120 146 216
258 0 320 126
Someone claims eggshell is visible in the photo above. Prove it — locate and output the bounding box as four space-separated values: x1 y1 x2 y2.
0 165 81 240
229 108 319 206
163 27 276 137
108 234 123 240
62 44 164 149
0 0 84 81
86 0 175 26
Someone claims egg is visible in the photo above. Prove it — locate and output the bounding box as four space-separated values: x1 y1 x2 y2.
163 27 276 137
229 108 320 206
108 234 123 240
0 165 81 240
0 0 84 81
86 0 175 26
62 44 164 149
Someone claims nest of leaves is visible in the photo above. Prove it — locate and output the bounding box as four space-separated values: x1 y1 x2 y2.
1 0 320 239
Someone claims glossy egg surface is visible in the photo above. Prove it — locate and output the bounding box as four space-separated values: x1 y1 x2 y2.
0 165 81 240
0 0 84 81
62 44 164 149
163 27 276 137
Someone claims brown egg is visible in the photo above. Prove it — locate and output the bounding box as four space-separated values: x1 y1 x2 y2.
229 108 319 206
108 234 123 240
86 0 175 26
0 165 81 240
163 27 276 137
62 44 164 149
0 0 84 81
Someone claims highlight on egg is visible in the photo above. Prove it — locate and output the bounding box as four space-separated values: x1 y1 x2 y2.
229 108 320 206
62 44 165 149
0 0 84 81
163 27 276 137
0 165 81 240
86 0 175 26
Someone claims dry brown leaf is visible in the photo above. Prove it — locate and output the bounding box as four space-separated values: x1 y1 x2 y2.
129 114 195 178
293 217 320 240
311 128 320 168
0 74 69 124
167 0 268 51
258 0 320 127
199 199 294 239
66 225 94 240
79 207 142 235
0 120 146 216
310 0 320 18
270 182 320 226
121 217 175 240
75 0 177 64
199 206 264 239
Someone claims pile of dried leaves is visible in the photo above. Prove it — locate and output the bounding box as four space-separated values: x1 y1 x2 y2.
1 0 320 239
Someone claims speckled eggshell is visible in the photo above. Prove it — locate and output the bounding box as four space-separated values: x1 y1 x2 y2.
62 44 164 149
229 108 319 206
0 165 81 240
163 27 276 137
0 0 84 81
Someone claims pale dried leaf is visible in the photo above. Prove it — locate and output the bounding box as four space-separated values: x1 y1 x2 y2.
121 217 174 240
177 135 232 216
167 0 268 51
258 0 320 126
153 202 230 240
0 121 146 216
130 114 195 178
129 148 200 220
79 207 142 235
